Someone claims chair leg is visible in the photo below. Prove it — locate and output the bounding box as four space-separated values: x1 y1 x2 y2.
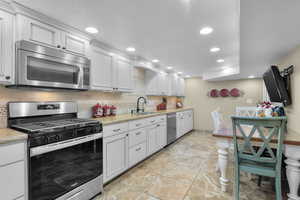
275 174 282 200
235 167 240 200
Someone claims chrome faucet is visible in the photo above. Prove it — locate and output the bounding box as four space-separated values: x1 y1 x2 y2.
136 96 147 113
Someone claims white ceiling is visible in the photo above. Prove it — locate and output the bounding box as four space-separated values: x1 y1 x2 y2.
238 0 300 79
14 0 239 78
13 0 300 80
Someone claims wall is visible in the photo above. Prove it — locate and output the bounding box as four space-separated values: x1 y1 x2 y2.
184 78 263 131
278 45 300 134
0 68 178 128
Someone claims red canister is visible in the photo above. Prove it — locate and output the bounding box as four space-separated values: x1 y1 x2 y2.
103 104 109 117
92 103 103 118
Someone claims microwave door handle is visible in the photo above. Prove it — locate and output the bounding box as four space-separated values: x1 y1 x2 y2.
77 66 83 88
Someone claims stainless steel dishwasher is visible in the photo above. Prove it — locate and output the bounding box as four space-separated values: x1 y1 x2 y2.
167 113 177 145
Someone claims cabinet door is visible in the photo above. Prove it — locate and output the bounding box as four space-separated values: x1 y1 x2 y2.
0 161 25 200
178 78 185 96
103 133 128 183
176 112 184 138
115 58 133 91
61 32 89 55
157 73 168 96
145 70 158 95
0 10 14 84
147 125 157 155
156 123 167 149
17 15 61 48
187 110 194 131
88 47 114 91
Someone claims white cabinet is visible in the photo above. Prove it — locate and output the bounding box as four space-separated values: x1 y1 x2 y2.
88 46 114 91
145 70 157 95
103 132 128 183
0 141 27 200
129 142 147 167
16 15 89 55
147 125 158 155
177 110 193 138
145 71 168 96
61 32 88 55
0 9 14 84
147 122 167 156
88 45 133 92
115 58 133 92
156 123 167 149
178 77 185 96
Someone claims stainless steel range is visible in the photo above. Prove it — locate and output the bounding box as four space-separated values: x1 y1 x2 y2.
8 102 103 200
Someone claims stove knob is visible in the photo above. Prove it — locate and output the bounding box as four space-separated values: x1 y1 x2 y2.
55 135 60 141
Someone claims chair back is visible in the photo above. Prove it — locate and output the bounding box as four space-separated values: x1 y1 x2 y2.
231 116 287 164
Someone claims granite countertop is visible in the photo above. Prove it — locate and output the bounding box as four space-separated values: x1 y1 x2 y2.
0 128 27 144
94 107 193 125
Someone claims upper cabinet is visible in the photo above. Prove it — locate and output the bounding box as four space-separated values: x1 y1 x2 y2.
0 9 14 84
115 57 133 92
146 71 185 96
88 45 134 92
16 15 89 56
87 46 114 91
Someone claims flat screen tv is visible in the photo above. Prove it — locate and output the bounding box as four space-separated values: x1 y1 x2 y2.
263 65 293 106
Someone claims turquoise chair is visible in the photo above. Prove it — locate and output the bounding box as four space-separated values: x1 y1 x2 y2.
231 116 287 200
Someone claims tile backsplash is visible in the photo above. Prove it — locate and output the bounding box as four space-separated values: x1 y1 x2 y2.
0 68 179 128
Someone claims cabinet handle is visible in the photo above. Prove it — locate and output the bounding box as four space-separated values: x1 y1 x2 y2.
5 76 10 80
113 128 121 132
136 147 142 151
150 120 155 123
57 45 61 48
135 132 141 135
156 124 160 127
126 134 129 136
136 123 141 127
62 47 66 50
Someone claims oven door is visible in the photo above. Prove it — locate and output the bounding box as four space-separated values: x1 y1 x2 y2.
29 133 103 200
17 49 85 90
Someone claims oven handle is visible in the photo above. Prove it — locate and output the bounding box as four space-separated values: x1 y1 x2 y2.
30 132 103 157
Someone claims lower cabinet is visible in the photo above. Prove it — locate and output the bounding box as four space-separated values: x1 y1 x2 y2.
147 122 167 156
103 132 129 183
129 142 147 167
177 110 194 138
0 141 27 200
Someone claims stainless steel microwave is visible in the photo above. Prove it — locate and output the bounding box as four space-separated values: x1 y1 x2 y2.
9 40 90 90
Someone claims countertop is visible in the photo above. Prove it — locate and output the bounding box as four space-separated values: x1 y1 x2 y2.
0 128 27 144
94 107 194 125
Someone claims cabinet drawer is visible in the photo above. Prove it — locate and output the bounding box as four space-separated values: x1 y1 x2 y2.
129 142 147 167
157 115 166 123
146 116 159 125
103 122 129 138
0 142 25 166
0 161 25 200
129 128 147 147
129 119 147 130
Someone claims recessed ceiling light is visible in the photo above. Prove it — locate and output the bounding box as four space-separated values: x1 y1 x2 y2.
85 27 99 34
178 72 183 74
200 26 213 35
167 66 173 70
248 75 255 79
185 75 191 78
152 59 159 63
210 47 220 52
217 59 225 63
126 47 136 52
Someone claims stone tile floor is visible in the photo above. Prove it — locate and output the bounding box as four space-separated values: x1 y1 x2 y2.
94 131 276 200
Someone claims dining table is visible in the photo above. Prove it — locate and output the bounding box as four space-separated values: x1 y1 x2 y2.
213 128 300 200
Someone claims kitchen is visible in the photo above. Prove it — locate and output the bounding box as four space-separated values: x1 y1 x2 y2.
0 1 300 200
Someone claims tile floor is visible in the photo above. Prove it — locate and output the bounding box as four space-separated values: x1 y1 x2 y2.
94 131 276 200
